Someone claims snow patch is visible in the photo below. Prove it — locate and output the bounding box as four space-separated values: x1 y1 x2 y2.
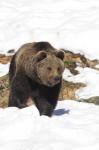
63 67 99 99
0 63 9 77
0 100 99 150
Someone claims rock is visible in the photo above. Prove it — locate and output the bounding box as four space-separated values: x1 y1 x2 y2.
0 54 12 64
63 49 99 74
7 49 15 54
59 80 86 100
78 96 99 105
0 75 9 108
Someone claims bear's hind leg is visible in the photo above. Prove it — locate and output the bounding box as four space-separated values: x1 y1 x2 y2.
8 73 31 108
8 90 28 108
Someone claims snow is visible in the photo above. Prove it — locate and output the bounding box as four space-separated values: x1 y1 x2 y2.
63 67 99 99
0 0 99 149
0 63 9 77
0 0 99 59
0 100 99 150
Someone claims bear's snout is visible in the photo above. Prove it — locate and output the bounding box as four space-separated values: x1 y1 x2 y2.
54 76 61 82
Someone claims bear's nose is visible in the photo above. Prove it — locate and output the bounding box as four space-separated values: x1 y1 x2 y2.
54 76 60 82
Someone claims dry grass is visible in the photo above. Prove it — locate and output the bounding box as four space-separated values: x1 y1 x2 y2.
0 75 9 108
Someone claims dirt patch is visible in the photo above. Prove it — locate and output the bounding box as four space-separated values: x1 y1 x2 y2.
0 74 86 108
0 75 9 108
78 96 99 105
0 54 12 64
0 49 99 72
63 49 99 74
0 49 99 108
59 80 85 100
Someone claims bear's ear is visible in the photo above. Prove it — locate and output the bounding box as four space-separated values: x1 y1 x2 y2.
56 51 64 60
36 51 47 62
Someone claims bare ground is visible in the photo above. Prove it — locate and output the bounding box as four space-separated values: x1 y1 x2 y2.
0 49 99 108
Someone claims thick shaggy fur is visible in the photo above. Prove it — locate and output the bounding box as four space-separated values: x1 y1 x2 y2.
8 41 64 117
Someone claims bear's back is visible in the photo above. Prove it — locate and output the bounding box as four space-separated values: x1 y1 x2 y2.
15 41 56 64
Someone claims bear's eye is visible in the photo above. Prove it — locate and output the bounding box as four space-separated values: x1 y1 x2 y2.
47 67 52 71
57 67 61 73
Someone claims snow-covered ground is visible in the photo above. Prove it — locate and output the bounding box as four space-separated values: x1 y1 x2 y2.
0 0 99 59
0 100 99 150
63 67 99 99
0 63 9 77
0 0 99 149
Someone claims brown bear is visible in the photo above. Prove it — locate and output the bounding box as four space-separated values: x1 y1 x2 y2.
8 41 65 117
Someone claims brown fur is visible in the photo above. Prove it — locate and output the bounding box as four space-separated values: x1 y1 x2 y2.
8 41 65 117
15 42 64 86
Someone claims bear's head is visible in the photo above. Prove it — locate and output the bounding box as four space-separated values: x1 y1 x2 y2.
35 51 65 87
